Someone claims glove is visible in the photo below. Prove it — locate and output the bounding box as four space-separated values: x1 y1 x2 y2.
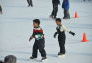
54 32 58 38
69 31 75 36
29 36 33 42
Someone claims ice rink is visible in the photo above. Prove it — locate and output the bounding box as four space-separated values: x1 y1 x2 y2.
0 0 92 63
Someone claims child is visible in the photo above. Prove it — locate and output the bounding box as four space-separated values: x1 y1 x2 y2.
0 61 3 63
54 18 75 56
27 0 33 7
0 5 2 14
62 0 70 19
50 0 60 19
4 55 17 63
0 55 17 63
29 19 47 61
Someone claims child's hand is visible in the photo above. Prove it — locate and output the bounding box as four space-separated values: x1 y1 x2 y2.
29 37 33 42
29 38 31 42
69 31 75 36
54 32 58 38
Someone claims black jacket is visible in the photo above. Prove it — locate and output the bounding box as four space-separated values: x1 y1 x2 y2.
52 0 60 4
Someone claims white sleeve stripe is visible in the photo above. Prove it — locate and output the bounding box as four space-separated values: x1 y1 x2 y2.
62 25 70 32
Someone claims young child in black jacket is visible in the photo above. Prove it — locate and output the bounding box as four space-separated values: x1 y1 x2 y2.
29 19 47 61
54 18 75 56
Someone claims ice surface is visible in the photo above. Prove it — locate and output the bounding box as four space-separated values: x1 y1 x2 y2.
0 0 92 63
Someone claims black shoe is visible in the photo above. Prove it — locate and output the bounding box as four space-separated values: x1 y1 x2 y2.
58 52 65 55
53 16 57 19
41 57 47 61
28 5 30 7
28 5 33 7
67 16 70 19
58 52 65 57
30 5 33 7
63 17 70 19
30 56 37 59
63 17 67 19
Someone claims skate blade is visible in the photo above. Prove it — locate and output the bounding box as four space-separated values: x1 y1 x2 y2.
29 57 37 60
58 55 65 58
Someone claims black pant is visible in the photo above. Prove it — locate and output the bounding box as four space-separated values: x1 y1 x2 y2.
32 39 46 58
0 5 2 12
63 9 70 19
51 4 58 18
58 32 66 54
27 0 33 6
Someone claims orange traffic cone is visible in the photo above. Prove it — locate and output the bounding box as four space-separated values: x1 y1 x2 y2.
74 11 79 18
81 33 89 42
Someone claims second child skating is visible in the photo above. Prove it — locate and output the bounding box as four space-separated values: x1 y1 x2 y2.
54 18 75 57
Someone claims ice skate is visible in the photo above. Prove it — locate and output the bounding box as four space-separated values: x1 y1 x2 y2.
58 52 65 57
41 57 47 62
30 56 37 59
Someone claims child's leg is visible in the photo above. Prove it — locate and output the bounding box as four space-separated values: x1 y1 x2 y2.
32 41 38 58
58 40 65 54
58 32 66 54
37 39 46 57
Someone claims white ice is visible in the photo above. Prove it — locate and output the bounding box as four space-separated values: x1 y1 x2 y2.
0 0 92 63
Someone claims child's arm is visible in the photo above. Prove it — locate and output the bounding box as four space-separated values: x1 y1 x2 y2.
62 24 70 32
69 31 75 36
62 25 75 36
29 30 35 42
29 33 35 42
29 34 35 42
54 32 58 38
